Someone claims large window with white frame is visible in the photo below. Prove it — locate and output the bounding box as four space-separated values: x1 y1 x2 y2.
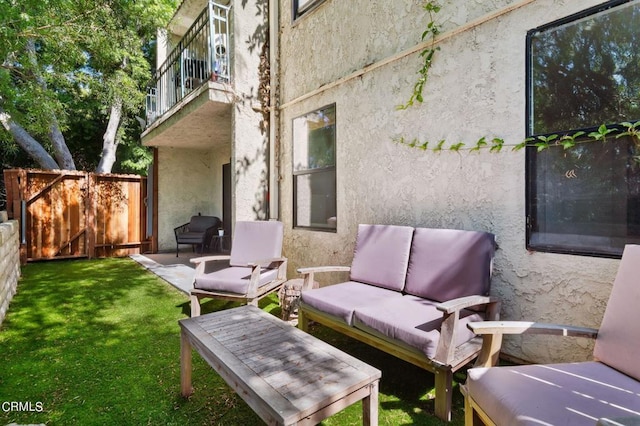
293 104 337 231
526 0 640 258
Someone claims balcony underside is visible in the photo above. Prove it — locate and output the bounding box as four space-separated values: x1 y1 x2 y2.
141 82 232 150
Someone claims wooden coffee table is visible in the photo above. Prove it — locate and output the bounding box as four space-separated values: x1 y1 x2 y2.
179 305 381 425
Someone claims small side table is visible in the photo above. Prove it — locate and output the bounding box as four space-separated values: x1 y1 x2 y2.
278 278 318 321
209 234 229 253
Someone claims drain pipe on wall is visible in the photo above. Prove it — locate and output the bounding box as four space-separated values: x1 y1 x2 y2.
268 0 280 220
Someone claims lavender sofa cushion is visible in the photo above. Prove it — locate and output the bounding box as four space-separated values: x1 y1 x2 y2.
352 295 482 358
594 244 640 381
349 224 414 291
229 221 283 267
467 361 640 425
300 281 403 325
404 228 495 302
194 266 278 294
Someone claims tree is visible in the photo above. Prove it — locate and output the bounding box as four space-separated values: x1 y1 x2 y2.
0 0 177 173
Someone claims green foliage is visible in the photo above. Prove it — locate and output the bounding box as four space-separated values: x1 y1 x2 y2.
397 1 442 110
395 121 640 155
0 0 178 171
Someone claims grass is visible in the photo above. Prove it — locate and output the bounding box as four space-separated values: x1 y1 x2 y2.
0 258 465 425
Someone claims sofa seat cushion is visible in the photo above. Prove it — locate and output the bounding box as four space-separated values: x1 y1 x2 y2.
194 266 278 295
300 281 403 325
352 295 482 359
467 361 640 425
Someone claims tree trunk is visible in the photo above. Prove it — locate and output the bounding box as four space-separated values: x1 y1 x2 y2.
26 38 76 170
96 98 123 174
49 119 76 170
0 108 60 170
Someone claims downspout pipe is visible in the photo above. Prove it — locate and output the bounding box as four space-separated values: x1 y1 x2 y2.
268 0 279 220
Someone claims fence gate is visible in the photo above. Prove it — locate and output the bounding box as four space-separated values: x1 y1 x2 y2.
3 169 151 264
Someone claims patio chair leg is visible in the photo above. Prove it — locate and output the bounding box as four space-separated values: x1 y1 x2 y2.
434 368 453 422
190 294 201 317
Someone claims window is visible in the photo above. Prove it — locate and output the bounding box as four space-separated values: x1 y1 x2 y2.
293 0 325 20
526 0 640 257
293 104 337 231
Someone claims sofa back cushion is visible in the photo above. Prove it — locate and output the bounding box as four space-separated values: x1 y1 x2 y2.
349 224 414 291
404 228 495 302
229 221 284 267
594 244 640 381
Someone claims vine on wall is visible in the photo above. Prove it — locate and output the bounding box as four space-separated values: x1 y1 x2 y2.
398 1 640 154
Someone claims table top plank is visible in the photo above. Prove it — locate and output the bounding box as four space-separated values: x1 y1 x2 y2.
180 306 381 424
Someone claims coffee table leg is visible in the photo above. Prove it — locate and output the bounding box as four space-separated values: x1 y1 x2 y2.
181 332 193 397
362 380 379 426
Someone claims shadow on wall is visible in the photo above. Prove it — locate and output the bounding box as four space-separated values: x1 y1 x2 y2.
233 0 270 221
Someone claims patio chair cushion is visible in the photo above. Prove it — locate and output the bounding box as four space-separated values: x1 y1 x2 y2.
404 228 495 302
300 281 403 325
466 361 640 425
229 221 284 267
194 266 279 295
593 245 640 381
349 224 414 292
352 295 482 358
188 215 220 232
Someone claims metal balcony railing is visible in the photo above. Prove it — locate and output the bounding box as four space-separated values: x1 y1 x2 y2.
145 1 230 127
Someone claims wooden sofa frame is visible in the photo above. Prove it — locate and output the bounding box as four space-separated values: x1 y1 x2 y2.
297 266 500 422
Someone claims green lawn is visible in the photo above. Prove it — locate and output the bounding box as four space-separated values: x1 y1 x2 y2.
0 258 465 425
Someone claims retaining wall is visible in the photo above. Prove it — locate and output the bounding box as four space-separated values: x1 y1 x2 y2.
0 210 20 325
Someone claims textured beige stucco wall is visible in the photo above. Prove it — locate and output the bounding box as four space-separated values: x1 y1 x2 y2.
157 146 229 250
231 0 270 223
278 0 619 363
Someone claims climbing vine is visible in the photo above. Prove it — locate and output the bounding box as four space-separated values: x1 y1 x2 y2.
398 1 640 154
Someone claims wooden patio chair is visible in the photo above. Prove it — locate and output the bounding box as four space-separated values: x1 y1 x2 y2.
174 215 221 257
189 221 287 316
463 244 640 425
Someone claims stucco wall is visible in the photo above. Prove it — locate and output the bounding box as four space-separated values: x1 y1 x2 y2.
0 211 20 326
278 0 619 363
231 0 270 223
157 146 229 250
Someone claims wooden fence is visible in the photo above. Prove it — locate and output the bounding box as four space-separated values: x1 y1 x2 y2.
3 169 151 264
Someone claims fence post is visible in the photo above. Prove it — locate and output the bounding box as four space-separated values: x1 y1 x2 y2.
86 173 96 259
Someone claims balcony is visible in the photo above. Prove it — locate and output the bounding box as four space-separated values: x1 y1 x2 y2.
143 1 231 145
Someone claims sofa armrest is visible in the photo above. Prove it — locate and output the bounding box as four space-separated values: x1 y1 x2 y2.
297 266 351 291
246 257 288 297
469 321 599 368
433 296 501 367
436 295 498 314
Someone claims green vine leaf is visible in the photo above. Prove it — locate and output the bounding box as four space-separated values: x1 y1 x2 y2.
588 124 615 142
449 142 465 151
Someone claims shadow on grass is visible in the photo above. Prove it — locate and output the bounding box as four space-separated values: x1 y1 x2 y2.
1 258 465 425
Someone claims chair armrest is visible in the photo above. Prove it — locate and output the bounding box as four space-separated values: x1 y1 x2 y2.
468 321 598 339
247 257 288 268
436 295 498 314
469 321 598 368
190 255 231 265
174 222 190 235
191 255 231 276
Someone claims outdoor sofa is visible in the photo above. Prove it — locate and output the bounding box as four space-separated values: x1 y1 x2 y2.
297 224 500 422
